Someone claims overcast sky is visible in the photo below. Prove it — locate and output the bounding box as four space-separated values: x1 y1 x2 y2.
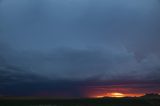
0 0 160 97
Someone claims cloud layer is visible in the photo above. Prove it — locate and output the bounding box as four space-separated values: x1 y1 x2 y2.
0 0 160 91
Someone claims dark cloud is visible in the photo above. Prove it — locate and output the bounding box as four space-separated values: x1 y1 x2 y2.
1 80 159 97
0 0 160 96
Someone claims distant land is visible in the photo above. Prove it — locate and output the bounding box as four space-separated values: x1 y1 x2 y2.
0 93 160 106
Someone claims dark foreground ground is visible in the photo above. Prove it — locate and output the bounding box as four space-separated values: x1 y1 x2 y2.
0 97 160 106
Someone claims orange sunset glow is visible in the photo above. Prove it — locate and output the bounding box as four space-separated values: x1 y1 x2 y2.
84 86 145 98
110 92 125 98
95 92 125 98
94 92 144 98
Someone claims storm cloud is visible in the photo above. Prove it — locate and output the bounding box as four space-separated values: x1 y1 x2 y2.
0 0 160 97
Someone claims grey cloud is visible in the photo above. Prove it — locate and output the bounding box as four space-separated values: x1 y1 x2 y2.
0 0 160 83
5 47 160 82
0 43 48 85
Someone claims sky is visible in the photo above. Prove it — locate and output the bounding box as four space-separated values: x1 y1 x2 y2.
0 0 160 98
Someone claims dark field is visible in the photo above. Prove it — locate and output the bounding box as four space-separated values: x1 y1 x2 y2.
0 98 160 106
